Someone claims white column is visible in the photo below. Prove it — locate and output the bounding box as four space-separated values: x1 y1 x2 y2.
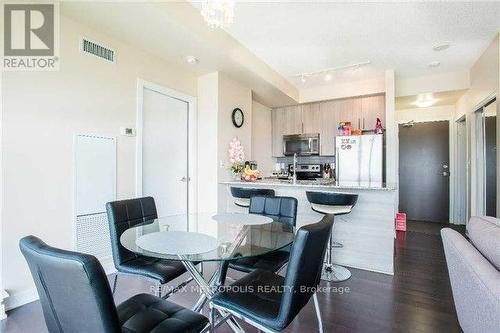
385 69 397 188
197 72 220 213
0 57 6 320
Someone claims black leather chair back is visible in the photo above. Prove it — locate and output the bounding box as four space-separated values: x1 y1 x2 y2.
306 191 358 207
278 214 334 329
230 187 275 199
106 197 157 266
249 196 298 227
19 236 121 333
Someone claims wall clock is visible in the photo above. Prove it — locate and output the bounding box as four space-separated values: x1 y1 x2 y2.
232 108 244 128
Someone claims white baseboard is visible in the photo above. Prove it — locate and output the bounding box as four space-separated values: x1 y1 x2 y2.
4 288 38 312
4 257 117 312
1 290 9 320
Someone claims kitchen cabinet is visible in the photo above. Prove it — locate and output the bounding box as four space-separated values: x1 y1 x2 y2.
271 107 285 157
301 103 321 134
361 95 385 130
319 100 339 156
271 94 385 157
271 104 317 156
283 105 302 135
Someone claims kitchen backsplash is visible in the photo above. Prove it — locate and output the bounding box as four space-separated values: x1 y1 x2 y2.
275 155 336 166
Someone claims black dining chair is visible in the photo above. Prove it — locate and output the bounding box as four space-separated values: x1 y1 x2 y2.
106 197 193 298
19 235 209 333
224 196 298 277
210 214 334 333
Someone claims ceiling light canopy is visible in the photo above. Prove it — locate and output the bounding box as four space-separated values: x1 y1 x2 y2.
428 61 441 68
433 42 450 51
185 55 199 64
201 0 234 29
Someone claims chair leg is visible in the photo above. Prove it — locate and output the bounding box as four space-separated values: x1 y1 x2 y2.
154 283 162 297
313 293 323 333
111 274 118 295
209 305 216 333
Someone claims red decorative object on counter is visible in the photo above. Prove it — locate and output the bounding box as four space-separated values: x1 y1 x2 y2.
395 212 407 231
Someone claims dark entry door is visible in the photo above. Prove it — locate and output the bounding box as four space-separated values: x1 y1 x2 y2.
485 116 497 217
399 121 449 222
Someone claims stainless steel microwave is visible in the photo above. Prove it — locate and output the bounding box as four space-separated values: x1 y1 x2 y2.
283 133 320 156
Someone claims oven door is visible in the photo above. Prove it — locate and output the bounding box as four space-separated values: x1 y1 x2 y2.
283 135 319 156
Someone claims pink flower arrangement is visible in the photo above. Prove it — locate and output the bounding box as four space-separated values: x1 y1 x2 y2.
229 137 245 174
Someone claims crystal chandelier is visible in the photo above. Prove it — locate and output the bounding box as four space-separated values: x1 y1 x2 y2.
201 0 234 29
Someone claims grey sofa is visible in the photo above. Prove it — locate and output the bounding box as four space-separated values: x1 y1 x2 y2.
441 216 500 333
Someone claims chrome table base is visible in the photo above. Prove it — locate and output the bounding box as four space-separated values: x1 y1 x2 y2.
179 256 244 333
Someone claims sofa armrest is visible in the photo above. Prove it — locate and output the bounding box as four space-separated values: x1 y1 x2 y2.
441 228 500 333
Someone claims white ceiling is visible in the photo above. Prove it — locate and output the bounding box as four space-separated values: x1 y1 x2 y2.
60 2 298 107
224 1 499 89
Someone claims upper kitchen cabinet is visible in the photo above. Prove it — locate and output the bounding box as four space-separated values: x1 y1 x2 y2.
339 97 363 129
272 107 286 157
283 105 303 135
271 94 386 157
271 104 317 156
318 100 339 156
301 103 321 134
361 94 385 130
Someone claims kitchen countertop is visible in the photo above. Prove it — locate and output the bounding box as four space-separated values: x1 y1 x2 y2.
220 178 397 191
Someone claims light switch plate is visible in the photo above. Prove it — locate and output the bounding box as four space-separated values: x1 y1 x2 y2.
120 127 136 137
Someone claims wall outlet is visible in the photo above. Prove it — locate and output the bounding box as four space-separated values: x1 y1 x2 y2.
120 127 136 137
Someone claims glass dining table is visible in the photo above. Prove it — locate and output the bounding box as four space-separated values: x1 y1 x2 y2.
120 212 295 332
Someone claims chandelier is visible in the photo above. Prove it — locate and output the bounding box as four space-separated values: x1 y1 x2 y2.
201 0 234 29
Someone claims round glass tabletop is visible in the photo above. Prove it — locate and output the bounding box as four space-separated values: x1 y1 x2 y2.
120 213 295 262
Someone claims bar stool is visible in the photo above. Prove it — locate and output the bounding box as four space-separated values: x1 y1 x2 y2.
306 191 358 282
230 187 275 208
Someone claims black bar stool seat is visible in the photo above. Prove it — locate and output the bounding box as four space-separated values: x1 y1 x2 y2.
306 191 358 282
230 187 275 208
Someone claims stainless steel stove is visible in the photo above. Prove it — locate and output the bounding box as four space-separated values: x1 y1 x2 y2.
288 164 323 180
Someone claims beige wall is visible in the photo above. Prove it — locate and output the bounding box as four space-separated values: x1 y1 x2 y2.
217 73 253 183
251 101 274 176
455 34 499 217
396 105 455 123
197 72 253 212
300 77 385 104
1 15 198 308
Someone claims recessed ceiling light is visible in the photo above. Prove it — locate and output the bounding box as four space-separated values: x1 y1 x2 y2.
428 61 441 68
185 55 199 64
433 42 450 51
324 73 332 81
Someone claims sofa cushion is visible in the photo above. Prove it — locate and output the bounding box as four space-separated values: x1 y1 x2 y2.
467 216 500 270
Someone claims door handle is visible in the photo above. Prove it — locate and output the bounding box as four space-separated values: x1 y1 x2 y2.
180 176 190 182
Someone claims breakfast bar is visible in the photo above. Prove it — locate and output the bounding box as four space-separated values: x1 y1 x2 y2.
219 180 397 275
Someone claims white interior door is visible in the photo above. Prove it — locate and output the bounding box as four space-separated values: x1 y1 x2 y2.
142 87 189 217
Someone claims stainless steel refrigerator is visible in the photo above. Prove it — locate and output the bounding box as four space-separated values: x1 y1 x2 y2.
335 134 383 187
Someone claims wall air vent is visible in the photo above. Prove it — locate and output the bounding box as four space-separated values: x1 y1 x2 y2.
80 37 116 63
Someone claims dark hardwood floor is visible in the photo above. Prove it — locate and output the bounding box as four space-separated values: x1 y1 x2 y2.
1 222 463 333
